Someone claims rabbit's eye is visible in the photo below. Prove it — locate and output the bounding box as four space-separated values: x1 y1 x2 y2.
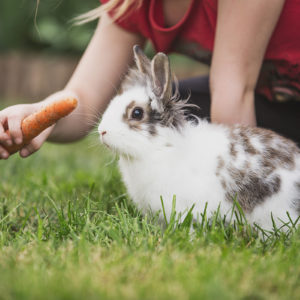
131 107 144 120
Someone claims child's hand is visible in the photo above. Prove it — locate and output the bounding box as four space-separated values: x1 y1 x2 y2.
0 103 53 159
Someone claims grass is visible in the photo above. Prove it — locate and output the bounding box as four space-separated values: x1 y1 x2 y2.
0 131 300 299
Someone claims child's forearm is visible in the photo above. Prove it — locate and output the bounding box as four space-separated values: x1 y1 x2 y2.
211 89 256 127
209 0 285 127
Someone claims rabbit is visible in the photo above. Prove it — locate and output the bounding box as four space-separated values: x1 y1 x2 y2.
98 45 300 231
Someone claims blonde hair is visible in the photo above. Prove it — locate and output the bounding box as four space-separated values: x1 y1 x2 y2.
75 0 143 25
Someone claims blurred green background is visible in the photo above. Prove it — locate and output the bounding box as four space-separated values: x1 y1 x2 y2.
0 0 99 101
0 0 97 54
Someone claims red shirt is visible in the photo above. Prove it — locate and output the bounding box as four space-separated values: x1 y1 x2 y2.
100 0 300 102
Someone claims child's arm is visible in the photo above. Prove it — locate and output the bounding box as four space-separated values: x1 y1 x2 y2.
209 0 285 126
0 12 144 158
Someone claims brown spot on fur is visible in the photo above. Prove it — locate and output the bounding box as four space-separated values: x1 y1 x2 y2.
229 127 259 155
259 130 274 144
216 156 225 176
260 159 275 176
227 166 246 182
123 101 136 121
146 103 160 135
264 146 295 170
129 123 142 130
222 125 299 212
259 129 299 170
229 125 298 171
230 142 237 158
240 131 260 155
223 167 281 212
148 124 157 136
221 178 227 189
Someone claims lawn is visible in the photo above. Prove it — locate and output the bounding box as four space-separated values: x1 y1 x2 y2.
0 123 300 299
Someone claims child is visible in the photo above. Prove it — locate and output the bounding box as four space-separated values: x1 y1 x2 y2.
0 0 299 159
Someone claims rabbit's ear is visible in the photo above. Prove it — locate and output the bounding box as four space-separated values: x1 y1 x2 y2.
151 53 172 103
133 45 151 76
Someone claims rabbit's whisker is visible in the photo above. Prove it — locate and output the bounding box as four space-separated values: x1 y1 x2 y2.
105 152 117 167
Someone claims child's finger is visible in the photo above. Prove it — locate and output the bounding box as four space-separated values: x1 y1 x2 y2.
0 126 12 146
0 145 10 160
19 126 53 158
0 115 7 136
0 117 13 147
19 141 40 158
7 116 23 145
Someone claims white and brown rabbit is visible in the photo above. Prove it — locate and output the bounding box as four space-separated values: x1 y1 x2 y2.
98 45 300 231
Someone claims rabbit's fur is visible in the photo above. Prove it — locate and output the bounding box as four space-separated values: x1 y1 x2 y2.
98 45 300 231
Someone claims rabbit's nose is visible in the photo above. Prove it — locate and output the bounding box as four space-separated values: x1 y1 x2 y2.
101 131 107 136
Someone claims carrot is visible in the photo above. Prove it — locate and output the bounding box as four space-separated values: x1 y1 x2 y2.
4 97 78 155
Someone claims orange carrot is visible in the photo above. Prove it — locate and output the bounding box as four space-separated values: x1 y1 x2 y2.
4 97 78 155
